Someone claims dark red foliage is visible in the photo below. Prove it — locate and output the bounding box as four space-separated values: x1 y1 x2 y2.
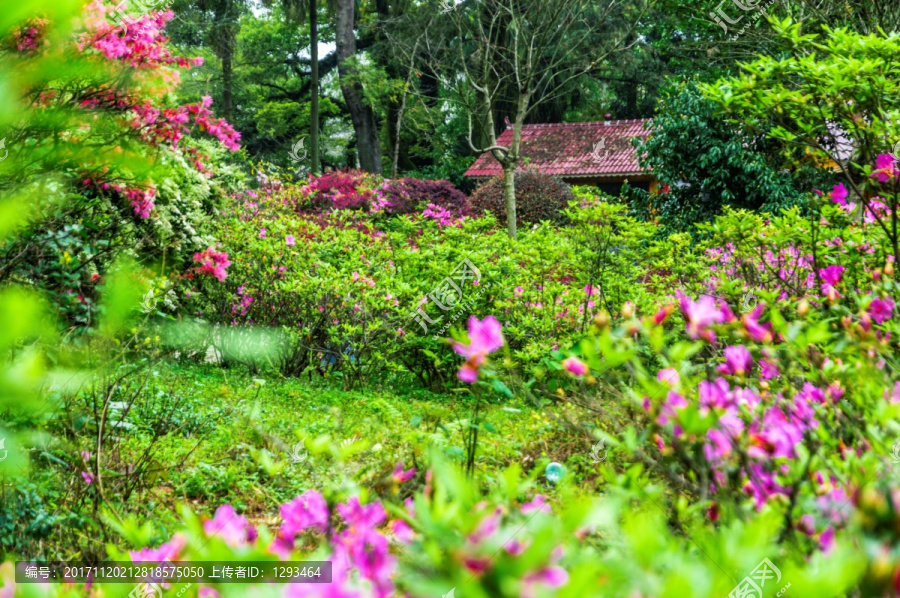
469 169 574 226
383 178 470 216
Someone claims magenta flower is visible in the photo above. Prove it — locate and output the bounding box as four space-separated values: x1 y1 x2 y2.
720 345 752 375
388 519 414 543
522 566 569 598
871 153 899 183
129 535 186 562
760 358 780 380
657 368 679 385
193 248 231 282
505 539 529 555
203 504 257 547
81 472 94 484
869 296 895 324
654 303 674 325
521 495 551 515
704 428 734 462
748 408 803 459
829 183 849 206
281 490 330 538
198 588 219 598
468 507 503 543
391 462 415 483
286 235 296 246
657 392 688 425
699 378 730 410
742 304 772 343
675 290 724 341
345 528 396 594
337 496 386 529
452 315 504 383
562 356 588 376
259 227 266 238
819 265 845 286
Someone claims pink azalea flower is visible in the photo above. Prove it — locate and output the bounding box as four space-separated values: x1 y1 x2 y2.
203 504 257 547
760 358 780 380
391 463 415 483
522 566 569 598
749 408 803 459
453 316 504 383
259 227 266 238
819 265 844 286
742 304 772 343
720 345 752 376
657 368 680 385
657 392 687 425
521 495 551 515
81 472 94 484
286 235 296 246
193 248 231 281
505 539 530 555
699 378 730 410
469 507 504 542
819 526 835 553
389 519 414 543
129 535 186 562
675 290 723 341
562 356 588 376
704 428 733 461
281 490 330 538
829 183 849 206
871 153 899 183
336 496 386 529
654 303 674 325
869 297 895 324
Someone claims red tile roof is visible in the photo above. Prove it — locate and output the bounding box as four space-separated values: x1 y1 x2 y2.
464 119 652 179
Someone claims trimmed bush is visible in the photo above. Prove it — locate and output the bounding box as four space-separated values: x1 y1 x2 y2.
469 169 574 226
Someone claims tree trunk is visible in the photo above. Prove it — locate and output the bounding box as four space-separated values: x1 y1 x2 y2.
335 0 383 174
222 50 234 122
503 163 517 240
309 0 319 175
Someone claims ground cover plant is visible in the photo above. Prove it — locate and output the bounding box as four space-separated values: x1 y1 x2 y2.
3 3 900 598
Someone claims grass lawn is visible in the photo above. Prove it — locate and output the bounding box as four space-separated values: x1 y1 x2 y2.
93 361 603 540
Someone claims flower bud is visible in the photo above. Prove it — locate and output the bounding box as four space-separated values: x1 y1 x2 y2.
593 311 610 329
797 299 809 317
622 302 634 318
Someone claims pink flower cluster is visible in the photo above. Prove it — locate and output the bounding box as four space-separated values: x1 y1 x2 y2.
80 2 201 71
453 316 504 383
14 18 48 53
131 95 241 153
273 491 401 598
643 292 886 548
193 248 231 282
460 498 569 597
422 203 465 228
82 178 156 218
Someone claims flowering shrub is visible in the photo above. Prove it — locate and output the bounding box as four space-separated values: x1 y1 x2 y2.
526 156 900 591
182 184 693 388
1 451 874 597
469 170 574 227
295 170 470 219
0 0 244 327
